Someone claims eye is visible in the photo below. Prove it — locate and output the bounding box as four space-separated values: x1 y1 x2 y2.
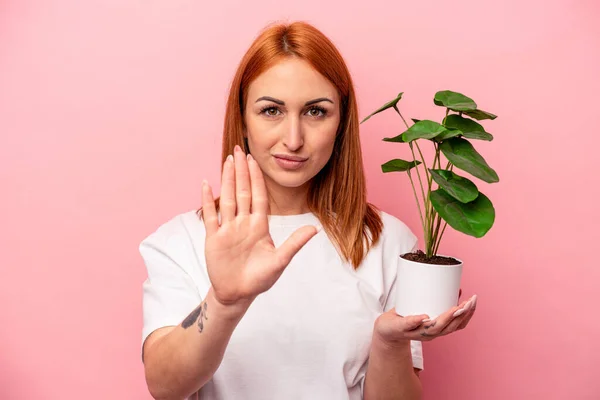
260 106 281 117
306 106 327 118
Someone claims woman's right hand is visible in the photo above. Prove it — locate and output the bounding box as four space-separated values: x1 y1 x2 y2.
201 145 320 307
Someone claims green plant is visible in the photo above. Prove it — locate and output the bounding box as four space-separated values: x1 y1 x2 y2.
361 90 499 259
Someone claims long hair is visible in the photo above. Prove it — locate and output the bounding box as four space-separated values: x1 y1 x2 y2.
203 21 383 269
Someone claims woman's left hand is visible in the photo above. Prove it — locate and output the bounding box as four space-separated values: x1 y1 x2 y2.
374 295 477 344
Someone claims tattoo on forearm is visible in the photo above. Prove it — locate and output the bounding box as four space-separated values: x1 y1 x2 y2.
182 305 202 329
182 301 208 330
197 302 208 333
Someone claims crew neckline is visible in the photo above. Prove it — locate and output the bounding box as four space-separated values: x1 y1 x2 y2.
186 209 319 227
267 212 319 226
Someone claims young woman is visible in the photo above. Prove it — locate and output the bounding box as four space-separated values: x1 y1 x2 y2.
139 21 477 400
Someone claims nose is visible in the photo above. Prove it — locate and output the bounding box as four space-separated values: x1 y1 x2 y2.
282 115 304 151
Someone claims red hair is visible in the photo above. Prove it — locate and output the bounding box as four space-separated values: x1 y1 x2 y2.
204 21 382 269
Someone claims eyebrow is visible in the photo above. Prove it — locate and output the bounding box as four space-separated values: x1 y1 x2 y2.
255 96 334 106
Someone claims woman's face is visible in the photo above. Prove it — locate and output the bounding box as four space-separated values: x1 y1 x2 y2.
244 58 341 194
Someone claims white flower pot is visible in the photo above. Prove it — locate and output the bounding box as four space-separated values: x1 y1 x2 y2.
394 255 463 320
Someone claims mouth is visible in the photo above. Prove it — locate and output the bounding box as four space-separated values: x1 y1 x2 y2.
273 154 308 170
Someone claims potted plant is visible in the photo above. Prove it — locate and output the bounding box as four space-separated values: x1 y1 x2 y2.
361 90 499 319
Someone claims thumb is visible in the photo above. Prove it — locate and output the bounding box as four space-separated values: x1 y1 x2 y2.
274 225 320 270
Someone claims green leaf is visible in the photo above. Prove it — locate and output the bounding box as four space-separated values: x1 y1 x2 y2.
435 128 463 141
463 109 497 121
361 93 403 123
429 169 479 203
443 114 493 141
434 91 477 111
382 159 421 173
430 189 495 238
463 131 494 141
383 134 405 143
440 138 499 183
402 120 447 142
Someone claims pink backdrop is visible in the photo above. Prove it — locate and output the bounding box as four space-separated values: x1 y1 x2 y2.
1 0 598 399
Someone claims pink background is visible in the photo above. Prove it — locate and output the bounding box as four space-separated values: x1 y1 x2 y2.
1 0 598 399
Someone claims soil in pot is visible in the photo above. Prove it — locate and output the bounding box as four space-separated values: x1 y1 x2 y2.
401 250 461 265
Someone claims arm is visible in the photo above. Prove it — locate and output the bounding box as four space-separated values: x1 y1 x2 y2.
363 334 422 400
142 147 318 400
143 287 252 400
364 295 478 400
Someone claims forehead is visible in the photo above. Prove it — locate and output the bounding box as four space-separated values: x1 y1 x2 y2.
247 58 338 102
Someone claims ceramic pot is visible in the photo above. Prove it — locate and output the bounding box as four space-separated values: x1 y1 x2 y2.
394 255 463 320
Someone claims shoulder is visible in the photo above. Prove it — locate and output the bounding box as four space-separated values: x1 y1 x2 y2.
376 210 418 254
139 209 206 259
379 211 417 241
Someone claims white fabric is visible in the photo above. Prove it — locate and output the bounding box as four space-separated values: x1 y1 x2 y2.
140 210 422 400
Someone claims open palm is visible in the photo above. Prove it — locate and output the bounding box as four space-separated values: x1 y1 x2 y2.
201 146 319 305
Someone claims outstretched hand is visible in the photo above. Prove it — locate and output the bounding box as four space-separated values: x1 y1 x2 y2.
374 295 478 345
201 145 320 306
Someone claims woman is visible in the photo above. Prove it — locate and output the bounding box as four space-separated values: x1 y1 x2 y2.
140 21 477 400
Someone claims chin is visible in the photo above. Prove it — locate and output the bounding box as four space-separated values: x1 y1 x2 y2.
267 171 312 189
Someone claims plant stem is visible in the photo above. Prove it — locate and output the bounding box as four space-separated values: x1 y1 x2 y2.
414 142 432 249
394 106 430 250
408 142 430 241
431 212 443 255
431 160 453 255
426 145 441 257
394 105 410 127
407 170 426 238
433 221 448 256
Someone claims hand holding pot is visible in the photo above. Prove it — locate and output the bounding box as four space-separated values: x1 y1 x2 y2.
375 295 477 344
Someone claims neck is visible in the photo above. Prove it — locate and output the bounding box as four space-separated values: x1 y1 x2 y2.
264 180 311 216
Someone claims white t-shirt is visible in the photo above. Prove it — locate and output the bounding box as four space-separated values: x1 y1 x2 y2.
140 210 423 400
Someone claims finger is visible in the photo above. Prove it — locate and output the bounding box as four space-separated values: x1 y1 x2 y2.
458 297 477 330
451 297 473 319
439 312 467 335
201 180 219 235
234 145 251 216
442 297 476 334
436 297 475 336
274 225 320 270
220 154 236 223
422 300 469 335
248 154 268 215
456 307 475 331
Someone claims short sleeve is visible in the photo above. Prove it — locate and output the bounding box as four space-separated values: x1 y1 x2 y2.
381 213 418 314
379 213 423 369
382 238 418 313
139 213 209 351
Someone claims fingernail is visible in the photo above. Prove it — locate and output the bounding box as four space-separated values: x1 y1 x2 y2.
227 154 233 162
315 224 323 233
422 318 431 323
202 179 207 186
247 153 254 161
234 145 241 152
453 308 466 318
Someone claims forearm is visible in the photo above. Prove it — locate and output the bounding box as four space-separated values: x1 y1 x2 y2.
144 287 251 400
363 335 422 400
